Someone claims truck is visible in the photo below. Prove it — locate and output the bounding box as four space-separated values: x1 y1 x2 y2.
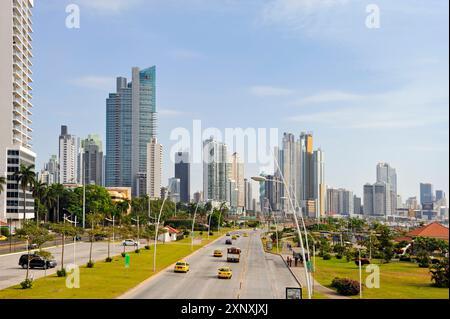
227 247 241 263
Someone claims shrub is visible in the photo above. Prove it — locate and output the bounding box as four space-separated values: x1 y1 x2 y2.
323 253 331 260
86 261 95 268
145 245 150 250
105 257 113 263
209 232 214 236
0 227 10 237
354 258 370 266
199 231 203 235
331 277 360 296
56 269 67 277
135 249 141 254
430 258 449 288
336 254 343 260
20 279 33 289
121 252 126 257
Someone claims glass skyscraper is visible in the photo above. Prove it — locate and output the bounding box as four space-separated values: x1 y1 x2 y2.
106 66 157 196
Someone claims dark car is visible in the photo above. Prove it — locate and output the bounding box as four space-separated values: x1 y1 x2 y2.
19 254 57 270
225 239 233 245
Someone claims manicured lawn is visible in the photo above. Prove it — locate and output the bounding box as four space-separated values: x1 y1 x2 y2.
313 257 449 299
0 230 228 299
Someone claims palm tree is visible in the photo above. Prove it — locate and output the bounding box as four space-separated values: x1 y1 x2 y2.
86 212 104 267
32 180 47 224
13 164 36 222
47 184 64 223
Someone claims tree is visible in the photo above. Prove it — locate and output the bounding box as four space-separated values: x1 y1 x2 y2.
47 183 65 223
15 221 54 285
13 164 36 222
377 225 394 263
142 224 156 248
51 222 77 274
430 258 449 288
86 212 104 267
32 180 47 224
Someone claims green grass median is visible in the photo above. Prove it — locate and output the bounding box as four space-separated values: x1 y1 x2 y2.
313 257 449 299
0 230 229 299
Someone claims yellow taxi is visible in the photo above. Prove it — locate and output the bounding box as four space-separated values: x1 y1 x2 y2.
243 233 248 238
174 261 190 273
231 235 237 240
218 267 233 279
213 250 223 257
0 235 7 241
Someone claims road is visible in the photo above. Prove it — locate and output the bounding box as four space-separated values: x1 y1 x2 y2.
0 240 128 290
122 230 299 299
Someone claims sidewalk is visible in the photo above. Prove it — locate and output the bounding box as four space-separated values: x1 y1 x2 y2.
280 246 350 299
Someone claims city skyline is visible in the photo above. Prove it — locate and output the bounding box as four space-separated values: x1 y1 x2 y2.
27 0 449 201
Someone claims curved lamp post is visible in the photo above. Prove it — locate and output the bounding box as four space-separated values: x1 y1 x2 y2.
191 202 200 251
153 196 169 273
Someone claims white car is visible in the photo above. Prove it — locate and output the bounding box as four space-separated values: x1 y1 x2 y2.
122 239 139 247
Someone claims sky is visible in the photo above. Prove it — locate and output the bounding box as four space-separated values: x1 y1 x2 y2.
31 0 449 200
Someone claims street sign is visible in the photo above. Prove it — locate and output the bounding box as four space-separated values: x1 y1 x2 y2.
286 287 302 299
125 254 130 268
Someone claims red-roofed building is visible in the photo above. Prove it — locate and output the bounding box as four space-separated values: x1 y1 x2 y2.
396 222 449 242
158 226 181 243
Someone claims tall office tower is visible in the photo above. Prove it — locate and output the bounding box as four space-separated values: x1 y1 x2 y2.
231 152 245 209
313 148 325 218
376 163 397 214
244 178 253 212
0 0 36 225
264 175 281 212
420 183 434 206
39 155 59 185
175 152 190 203
326 188 340 215
59 126 79 184
81 134 103 186
105 66 157 196
300 132 314 201
373 182 391 217
203 137 230 203
353 195 362 215
363 184 375 216
146 138 162 199
341 190 354 216
436 190 445 202
168 177 181 203
227 179 238 211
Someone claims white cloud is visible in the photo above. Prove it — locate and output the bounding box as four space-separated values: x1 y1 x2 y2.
293 90 361 106
261 0 352 33
250 85 294 97
76 0 142 14
286 84 449 130
169 49 205 60
70 76 115 91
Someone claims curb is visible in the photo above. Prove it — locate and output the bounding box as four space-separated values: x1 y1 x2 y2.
264 249 303 289
118 234 227 299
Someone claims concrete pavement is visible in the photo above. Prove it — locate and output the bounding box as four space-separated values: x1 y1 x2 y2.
122 230 299 299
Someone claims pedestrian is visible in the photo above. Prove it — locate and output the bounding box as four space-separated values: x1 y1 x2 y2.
294 257 298 267
286 256 290 267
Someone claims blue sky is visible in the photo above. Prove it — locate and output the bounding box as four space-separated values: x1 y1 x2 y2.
32 0 449 200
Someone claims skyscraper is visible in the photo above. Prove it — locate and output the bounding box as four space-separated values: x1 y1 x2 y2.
420 183 434 206
353 195 362 215
203 137 229 203
376 163 397 214
175 152 190 203
168 177 181 203
59 126 79 184
363 184 374 216
39 155 59 185
146 138 162 199
105 66 157 196
0 0 36 224
81 134 103 186
313 148 326 218
373 182 391 217
244 178 253 212
231 152 245 210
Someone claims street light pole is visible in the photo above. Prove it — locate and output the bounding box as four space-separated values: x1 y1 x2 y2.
191 202 200 251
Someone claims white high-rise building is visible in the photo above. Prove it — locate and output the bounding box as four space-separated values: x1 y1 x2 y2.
59 126 79 184
376 162 397 214
0 0 36 225
146 138 163 199
203 137 229 203
231 152 245 209
313 148 326 218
